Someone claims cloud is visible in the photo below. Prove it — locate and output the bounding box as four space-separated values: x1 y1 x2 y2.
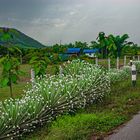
0 0 140 45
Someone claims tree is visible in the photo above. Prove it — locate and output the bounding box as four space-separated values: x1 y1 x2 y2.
122 43 138 56
107 35 117 58
110 34 129 57
0 53 23 98
29 54 50 77
75 41 88 49
0 28 23 98
96 32 108 58
90 41 99 49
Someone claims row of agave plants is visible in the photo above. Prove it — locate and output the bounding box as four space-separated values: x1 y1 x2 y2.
0 60 135 139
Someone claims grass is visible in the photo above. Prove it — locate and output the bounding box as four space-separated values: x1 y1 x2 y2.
0 82 27 101
22 74 140 140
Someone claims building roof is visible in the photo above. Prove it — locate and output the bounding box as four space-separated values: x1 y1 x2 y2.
83 48 99 53
66 48 81 54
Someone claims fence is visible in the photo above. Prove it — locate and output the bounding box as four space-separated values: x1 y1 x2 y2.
94 55 140 70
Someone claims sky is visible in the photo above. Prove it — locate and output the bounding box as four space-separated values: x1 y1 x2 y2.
0 0 140 45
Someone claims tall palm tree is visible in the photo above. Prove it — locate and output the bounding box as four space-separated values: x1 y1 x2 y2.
107 35 117 58
111 34 129 57
96 32 108 58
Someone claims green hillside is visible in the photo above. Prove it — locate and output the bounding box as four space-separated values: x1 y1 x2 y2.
0 27 45 48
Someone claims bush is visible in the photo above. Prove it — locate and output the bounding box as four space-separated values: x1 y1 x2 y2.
133 61 140 72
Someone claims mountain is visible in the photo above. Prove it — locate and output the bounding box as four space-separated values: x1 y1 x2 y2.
0 27 46 48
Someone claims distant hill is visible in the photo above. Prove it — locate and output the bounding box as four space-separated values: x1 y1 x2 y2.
0 27 46 48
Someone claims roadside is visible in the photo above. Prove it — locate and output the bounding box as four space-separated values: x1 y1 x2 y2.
105 111 140 140
23 75 140 140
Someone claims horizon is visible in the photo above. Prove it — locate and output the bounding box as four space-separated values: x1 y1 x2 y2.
0 0 140 45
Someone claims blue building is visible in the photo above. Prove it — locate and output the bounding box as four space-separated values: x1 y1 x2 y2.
66 48 81 56
83 48 99 57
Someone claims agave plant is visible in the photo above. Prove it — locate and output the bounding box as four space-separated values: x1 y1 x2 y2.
0 60 131 139
107 66 130 84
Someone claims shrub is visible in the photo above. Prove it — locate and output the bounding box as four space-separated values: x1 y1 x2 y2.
133 61 140 72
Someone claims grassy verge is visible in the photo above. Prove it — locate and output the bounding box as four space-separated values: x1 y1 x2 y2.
23 75 140 140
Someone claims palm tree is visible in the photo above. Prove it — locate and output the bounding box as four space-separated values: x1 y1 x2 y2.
111 34 129 57
107 35 117 58
96 32 108 58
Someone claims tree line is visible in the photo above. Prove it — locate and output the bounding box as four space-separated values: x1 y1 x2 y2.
0 28 140 98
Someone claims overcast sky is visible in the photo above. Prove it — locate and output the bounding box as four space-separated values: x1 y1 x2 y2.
0 0 140 45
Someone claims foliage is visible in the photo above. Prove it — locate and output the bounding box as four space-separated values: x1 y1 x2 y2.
109 34 130 57
0 49 23 98
46 113 125 140
1 29 139 64
107 66 131 84
25 74 140 140
0 56 22 98
29 55 50 77
0 60 110 139
133 61 140 72
50 53 61 64
95 32 131 58
0 27 45 48
0 60 138 139
75 41 88 49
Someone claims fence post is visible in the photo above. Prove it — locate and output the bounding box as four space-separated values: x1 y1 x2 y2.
138 55 140 61
108 58 110 70
59 66 63 76
31 69 35 87
131 63 136 87
95 57 98 66
117 57 119 69
133 56 135 60
124 55 126 66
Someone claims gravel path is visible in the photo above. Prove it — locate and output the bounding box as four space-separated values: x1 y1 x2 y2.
105 112 140 140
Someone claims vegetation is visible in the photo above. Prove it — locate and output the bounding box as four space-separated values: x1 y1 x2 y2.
24 74 140 140
0 28 139 63
0 60 134 139
0 27 45 49
29 55 50 77
0 54 22 98
0 27 140 139
0 28 24 98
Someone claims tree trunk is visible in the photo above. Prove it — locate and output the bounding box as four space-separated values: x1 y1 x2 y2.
117 47 121 58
